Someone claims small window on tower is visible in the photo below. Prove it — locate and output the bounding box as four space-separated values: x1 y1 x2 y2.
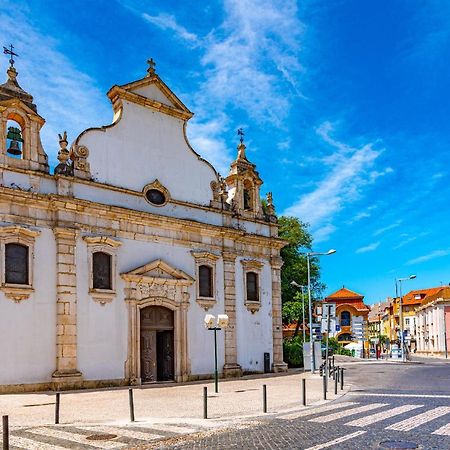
199 265 213 298
92 251 112 290
246 271 259 302
5 243 29 284
6 119 23 159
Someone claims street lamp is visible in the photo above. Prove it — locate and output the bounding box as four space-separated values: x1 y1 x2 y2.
396 274 416 362
204 314 229 393
304 249 336 373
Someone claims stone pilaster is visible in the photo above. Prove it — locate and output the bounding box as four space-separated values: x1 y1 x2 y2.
271 256 288 372
222 251 242 377
52 227 82 389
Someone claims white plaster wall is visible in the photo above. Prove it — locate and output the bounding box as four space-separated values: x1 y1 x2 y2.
235 258 273 373
0 228 56 384
77 100 217 205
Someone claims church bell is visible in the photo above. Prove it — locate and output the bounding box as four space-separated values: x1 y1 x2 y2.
6 126 23 156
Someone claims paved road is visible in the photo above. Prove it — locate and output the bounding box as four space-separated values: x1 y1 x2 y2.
159 360 450 450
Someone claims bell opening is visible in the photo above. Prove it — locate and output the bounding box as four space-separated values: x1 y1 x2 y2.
6 120 23 158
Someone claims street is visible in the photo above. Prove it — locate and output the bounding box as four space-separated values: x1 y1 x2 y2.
160 359 450 449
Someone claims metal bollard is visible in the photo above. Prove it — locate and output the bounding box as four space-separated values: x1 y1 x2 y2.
2 415 9 450
323 374 327 400
129 388 135 422
340 368 344 390
302 378 306 406
332 355 335 368
203 386 208 419
336 366 340 383
334 371 338 395
55 392 60 424
263 384 267 413
332 366 335 380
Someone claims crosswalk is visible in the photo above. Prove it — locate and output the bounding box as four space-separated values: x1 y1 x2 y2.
279 401 450 438
0 422 208 450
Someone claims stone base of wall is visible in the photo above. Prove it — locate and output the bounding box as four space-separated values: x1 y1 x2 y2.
223 363 243 378
272 362 288 373
416 351 447 358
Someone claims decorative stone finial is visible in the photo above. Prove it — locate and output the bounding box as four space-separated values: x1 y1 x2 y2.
237 142 246 160
147 58 156 76
266 192 275 216
54 131 73 176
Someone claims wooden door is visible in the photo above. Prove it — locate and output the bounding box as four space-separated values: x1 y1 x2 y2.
157 330 174 381
140 329 157 382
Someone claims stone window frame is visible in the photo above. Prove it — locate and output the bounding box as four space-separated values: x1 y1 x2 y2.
241 259 264 314
0 225 40 302
191 250 219 311
83 235 122 305
143 179 170 207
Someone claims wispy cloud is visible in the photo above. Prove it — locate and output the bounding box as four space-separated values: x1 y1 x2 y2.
142 13 199 44
407 249 450 265
356 242 380 254
373 220 402 237
0 5 109 168
314 224 336 243
283 122 390 241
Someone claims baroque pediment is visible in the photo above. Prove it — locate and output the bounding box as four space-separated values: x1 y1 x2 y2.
121 259 194 286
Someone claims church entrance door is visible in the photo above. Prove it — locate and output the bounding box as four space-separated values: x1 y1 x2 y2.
140 306 174 382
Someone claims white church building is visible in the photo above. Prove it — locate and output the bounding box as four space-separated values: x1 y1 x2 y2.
0 58 287 392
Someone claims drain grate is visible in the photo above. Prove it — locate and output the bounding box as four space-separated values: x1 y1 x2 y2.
86 433 117 441
379 440 419 449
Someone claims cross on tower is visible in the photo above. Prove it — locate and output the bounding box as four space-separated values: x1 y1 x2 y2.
147 58 156 76
3 44 18 67
237 128 244 144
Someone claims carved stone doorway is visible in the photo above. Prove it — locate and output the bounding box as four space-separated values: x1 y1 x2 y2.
140 306 174 382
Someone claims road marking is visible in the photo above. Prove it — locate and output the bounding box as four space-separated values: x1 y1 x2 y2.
305 430 367 450
0 435 65 450
26 427 126 449
433 422 450 436
309 403 387 423
348 393 450 399
130 423 198 434
386 406 450 431
346 404 423 427
278 402 359 420
77 425 163 441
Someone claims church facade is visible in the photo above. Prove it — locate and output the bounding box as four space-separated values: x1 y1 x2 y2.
0 59 287 393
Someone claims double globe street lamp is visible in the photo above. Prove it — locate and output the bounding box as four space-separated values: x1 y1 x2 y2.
396 274 417 362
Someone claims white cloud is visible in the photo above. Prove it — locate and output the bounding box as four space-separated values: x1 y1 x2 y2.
0 6 110 168
314 224 336 243
283 122 389 240
373 220 402 237
407 249 450 265
356 242 380 254
142 13 199 44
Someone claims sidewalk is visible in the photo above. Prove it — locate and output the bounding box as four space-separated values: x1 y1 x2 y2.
0 369 349 430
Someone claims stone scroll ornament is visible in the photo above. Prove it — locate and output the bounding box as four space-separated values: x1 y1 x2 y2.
70 144 91 179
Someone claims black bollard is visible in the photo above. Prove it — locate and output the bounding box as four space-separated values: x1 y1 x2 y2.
2 415 9 450
332 366 335 380
332 355 335 368
129 388 135 422
323 374 327 400
340 368 344 390
203 386 208 419
263 384 267 413
334 371 338 395
55 392 60 424
302 378 306 406
336 366 340 383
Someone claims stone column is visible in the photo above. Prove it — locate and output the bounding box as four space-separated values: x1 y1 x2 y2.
222 251 242 377
271 256 288 372
52 227 82 389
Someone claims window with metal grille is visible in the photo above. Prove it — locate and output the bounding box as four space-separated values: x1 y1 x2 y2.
199 265 213 298
92 251 112 290
5 243 28 284
246 271 259 302
340 311 351 327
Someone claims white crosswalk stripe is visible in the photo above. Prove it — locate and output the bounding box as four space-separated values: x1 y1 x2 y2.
26 427 127 449
433 422 450 436
130 422 199 434
278 401 359 420
77 424 164 441
0 435 66 450
305 430 367 450
309 403 387 423
386 406 450 431
346 404 423 427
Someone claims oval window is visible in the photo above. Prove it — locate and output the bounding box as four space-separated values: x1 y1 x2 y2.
145 189 166 205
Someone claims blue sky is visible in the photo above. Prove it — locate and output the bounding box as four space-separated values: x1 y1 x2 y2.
1 0 450 303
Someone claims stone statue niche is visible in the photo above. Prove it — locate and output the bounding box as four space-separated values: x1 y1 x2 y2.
54 131 74 176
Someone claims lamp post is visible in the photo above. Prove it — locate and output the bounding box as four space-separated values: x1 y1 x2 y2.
396 275 416 362
290 281 307 344
305 249 336 373
204 314 229 393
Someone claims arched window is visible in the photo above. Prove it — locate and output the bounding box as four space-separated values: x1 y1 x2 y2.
6 119 24 159
246 271 259 302
5 243 28 284
340 311 351 327
199 264 213 298
338 333 352 342
92 251 112 290
243 180 253 211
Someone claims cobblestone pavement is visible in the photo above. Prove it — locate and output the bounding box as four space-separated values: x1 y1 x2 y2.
156 361 450 450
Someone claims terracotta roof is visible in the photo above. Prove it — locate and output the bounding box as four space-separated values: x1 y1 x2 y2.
416 286 450 307
403 287 445 306
325 287 364 300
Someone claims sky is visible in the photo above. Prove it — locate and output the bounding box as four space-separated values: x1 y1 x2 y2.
1 0 449 304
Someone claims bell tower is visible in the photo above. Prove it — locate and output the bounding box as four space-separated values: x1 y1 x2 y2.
225 130 263 219
0 49 49 173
